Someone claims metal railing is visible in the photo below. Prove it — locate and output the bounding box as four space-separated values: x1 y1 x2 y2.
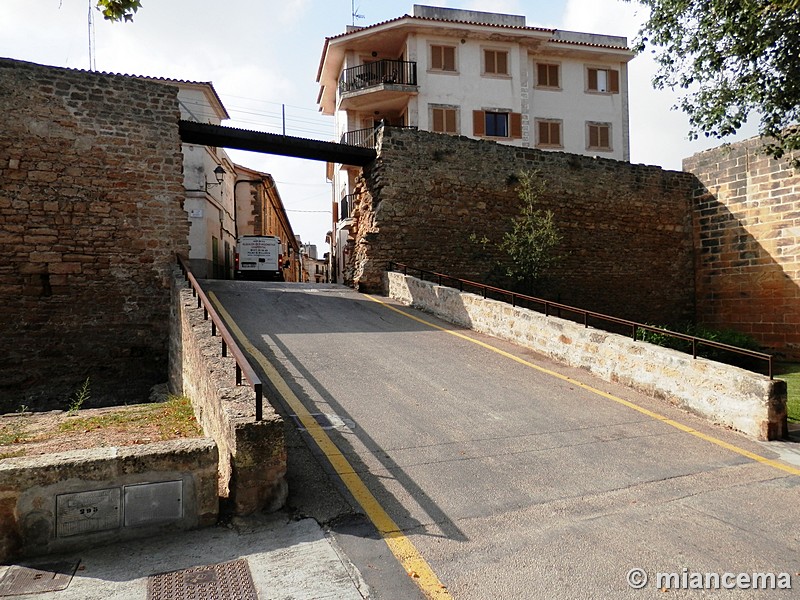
340 127 377 149
340 194 354 219
177 254 265 419
388 261 774 379
339 59 417 94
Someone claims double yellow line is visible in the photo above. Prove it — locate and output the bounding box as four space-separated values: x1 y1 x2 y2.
208 291 452 599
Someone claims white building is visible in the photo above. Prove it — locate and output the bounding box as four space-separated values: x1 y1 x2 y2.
163 79 237 279
318 6 635 280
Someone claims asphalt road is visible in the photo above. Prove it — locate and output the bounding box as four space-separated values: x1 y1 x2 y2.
203 280 800 599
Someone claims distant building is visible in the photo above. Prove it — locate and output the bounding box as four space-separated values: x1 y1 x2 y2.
233 165 301 282
317 4 635 282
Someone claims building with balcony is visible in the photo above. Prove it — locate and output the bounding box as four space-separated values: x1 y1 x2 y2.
317 5 635 281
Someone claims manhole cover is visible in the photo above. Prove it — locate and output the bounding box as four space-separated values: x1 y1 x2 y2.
0 561 79 596
147 558 257 600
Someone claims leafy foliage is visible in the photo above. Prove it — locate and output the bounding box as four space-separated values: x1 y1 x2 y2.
471 170 564 295
96 0 141 22
637 322 763 369
627 0 800 165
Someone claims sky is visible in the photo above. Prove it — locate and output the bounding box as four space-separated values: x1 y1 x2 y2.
0 0 758 251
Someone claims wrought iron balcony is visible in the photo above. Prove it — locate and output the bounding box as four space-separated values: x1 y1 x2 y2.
340 128 378 149
339 60 417 95
340 194 355 220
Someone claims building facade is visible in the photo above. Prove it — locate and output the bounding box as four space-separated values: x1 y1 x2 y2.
317 4 635 282
233 165 302 282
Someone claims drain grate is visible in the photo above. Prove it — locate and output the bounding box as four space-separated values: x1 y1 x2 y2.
0 561 79 596
147 558 257 600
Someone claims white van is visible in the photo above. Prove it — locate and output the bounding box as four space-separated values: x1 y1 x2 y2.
234 235 283 280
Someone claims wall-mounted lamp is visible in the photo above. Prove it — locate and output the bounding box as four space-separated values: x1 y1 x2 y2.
205 165 226 191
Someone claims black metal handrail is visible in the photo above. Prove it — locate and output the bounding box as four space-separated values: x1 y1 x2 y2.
177 254 265 419
388 261 774 379
340 127 377 149
339 59 417 94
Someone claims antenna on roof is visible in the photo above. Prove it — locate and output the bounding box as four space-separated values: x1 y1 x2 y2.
87 0 96 71
351 0 364 26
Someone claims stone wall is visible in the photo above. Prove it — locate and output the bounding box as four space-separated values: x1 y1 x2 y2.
684 139 800 359
0 438 218 562
351 127 697 326
0 58 189 411
388 271 787 440
170 270 287 515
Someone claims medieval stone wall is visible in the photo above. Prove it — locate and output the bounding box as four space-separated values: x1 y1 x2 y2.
684 139 800 359
351 127 697 326
0 58 188 410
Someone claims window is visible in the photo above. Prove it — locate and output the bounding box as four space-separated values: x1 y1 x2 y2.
430 45 457 72
536 63 560 88
473 110 522 139
587 122 612 151
483 49 509 75
587 67 620 93
536 119 562 148
431 106 458 134
485 112 508 137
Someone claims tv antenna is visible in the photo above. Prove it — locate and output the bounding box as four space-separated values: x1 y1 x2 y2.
87 0 97 71
351 0 364 25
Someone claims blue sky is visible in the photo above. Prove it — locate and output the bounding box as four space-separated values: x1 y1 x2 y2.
0 1 757 249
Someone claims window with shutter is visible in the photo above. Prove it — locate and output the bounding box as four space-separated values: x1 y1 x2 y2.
536 119 562 147
484 49 509 75
587 67 620 94
431 106 458 134
587 122 612 151
535 63 560 88
431 45 457 72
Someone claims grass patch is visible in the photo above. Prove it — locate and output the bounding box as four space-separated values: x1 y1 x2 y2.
0 421 30 446
776 363 800 423
58 395 201 438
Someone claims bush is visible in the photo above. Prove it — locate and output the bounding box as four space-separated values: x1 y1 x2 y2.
637 323 763 370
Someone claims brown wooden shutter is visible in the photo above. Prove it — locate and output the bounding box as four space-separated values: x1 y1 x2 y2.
445 109 456 133
510 112 522 139
589 124 599 148
600 125 610 148
432 109 442 132
552 122 561 146
431 46 442 70
444 46 456 71
550 64 559 87
609 69 620 93
473 110 485 136
588 68 598 91
538 121 547 145
536 63 547 86
497 51 508 75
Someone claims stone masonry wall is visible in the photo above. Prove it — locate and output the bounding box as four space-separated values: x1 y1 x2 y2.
0 58 189 410
684 139 800 359
351 127 698 326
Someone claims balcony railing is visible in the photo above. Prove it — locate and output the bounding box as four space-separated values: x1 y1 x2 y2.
340 194 355 220
339 60 417 94
339 127 378 149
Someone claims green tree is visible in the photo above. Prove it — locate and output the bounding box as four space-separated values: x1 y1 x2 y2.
96 0 141 22
627 0 800 165
470 171 564 295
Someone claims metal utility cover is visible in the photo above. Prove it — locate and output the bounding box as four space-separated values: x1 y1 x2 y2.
0 561 79 596
124 481 183 527
147 558 257 600
56 488 121 537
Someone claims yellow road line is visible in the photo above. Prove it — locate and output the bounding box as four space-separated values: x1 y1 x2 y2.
365 294 800 478
207 291 452 600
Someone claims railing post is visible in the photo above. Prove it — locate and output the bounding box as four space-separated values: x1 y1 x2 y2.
692 339 697 359
545 302 549 317
584 312 588 328
255 383 263 422
769 356 773 380
222 339 227 358
236 364 242 386
632 324 636 340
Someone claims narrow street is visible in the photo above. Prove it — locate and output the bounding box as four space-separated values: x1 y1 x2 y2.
205 280 800 599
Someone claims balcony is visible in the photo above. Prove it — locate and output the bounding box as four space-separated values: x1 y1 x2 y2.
340 194 355 220
338 60 418 111
339 125 417 150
